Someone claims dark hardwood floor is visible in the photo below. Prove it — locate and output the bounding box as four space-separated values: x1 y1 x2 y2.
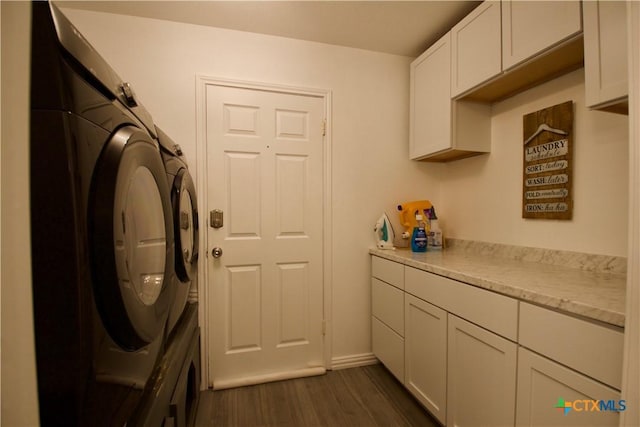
195 364 440 426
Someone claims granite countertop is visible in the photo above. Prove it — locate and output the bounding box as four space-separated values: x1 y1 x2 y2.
370 239 627 328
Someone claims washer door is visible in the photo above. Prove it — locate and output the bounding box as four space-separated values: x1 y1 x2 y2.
90 126 174 351
172 167 199 283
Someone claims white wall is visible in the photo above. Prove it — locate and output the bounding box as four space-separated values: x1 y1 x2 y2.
60 8 443 366
1 2 41 425
441 69 629 257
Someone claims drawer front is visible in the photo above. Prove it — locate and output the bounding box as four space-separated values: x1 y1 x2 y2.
371 256 404 290
372 278 404 336
372 316 404 382
405 266 518 341
519 302 624 390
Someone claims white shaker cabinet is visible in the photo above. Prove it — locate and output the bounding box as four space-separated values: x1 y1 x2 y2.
517 302 624 426
410 33 491 162
371 257 404 382
446 314 517 427
404 294 447 424
502 0 582 70
519 302 625 390
516 348 621 427
584 0 628 113
371 256 625 426
410 33 452 159
451 1 502 98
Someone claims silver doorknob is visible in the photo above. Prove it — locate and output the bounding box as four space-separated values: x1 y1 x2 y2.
211 247 223 258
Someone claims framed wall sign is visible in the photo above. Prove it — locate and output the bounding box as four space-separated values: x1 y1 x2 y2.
522 101 573 220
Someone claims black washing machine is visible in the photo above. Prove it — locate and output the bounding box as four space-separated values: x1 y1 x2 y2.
30 2 175 425
156 127 199 338
128 128 201 426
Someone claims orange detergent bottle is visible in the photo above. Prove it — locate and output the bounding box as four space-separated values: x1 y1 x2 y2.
397 200 433 238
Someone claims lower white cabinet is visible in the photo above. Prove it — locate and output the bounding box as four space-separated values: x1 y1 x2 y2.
446 314 517 427
371 273 404 382
370 256 625 427
404 294 447 424
371 317 404 382
516 347 621 427
519 302 624 390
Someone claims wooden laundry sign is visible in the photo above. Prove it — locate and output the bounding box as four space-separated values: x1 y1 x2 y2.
522 101 573 219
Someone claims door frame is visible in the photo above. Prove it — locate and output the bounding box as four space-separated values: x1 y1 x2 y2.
195 75 333 388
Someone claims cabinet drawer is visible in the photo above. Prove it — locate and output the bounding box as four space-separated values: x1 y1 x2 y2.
405 266 517 341
371 256 404 289
519 302 624 390
372 316 404 382
372 278 404 336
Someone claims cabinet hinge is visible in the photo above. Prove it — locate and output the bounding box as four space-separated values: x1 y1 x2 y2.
321 119 327 136
322 320 327 336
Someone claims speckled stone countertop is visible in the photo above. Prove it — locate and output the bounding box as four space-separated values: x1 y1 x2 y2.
370 239 627 328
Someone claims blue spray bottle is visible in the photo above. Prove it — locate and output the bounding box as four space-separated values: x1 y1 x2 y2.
411 214 428 253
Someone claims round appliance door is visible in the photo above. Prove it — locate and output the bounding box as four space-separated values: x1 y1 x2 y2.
90 125 174 351
172 167 198 283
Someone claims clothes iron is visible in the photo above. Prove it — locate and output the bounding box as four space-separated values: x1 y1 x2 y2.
374 213 396 250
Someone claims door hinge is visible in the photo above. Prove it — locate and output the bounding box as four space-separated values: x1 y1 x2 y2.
321 119 327 136
322 320 327 336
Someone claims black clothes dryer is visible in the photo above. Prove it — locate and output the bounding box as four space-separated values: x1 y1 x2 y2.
30 3 175 425
156 127 199 337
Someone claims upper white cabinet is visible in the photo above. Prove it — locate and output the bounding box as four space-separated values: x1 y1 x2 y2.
412 0 585 161
410 33 453 159
584 0 628 113
410 33 491 162
451 1 502 98
451 0 583 98
501 0 582 70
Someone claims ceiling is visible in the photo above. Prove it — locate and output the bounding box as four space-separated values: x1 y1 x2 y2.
57 1 481 57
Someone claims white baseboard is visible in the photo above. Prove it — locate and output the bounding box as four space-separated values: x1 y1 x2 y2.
330 353 379 370
213 366 326 390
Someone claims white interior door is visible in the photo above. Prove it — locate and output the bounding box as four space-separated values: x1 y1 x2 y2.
205 83 326 389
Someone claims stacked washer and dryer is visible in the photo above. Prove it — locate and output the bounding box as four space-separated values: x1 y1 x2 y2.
30 2 201 425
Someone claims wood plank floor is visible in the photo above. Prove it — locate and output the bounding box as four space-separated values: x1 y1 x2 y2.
195 364 440 426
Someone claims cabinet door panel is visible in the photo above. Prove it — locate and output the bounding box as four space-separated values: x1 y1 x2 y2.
410 33 451 159
447 314 517 427
404 294 447 424
502 0 582 70
584 0 628 108
516 348 621 427
451 1 502 97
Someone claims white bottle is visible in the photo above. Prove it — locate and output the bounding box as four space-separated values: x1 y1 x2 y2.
429 218 443 250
